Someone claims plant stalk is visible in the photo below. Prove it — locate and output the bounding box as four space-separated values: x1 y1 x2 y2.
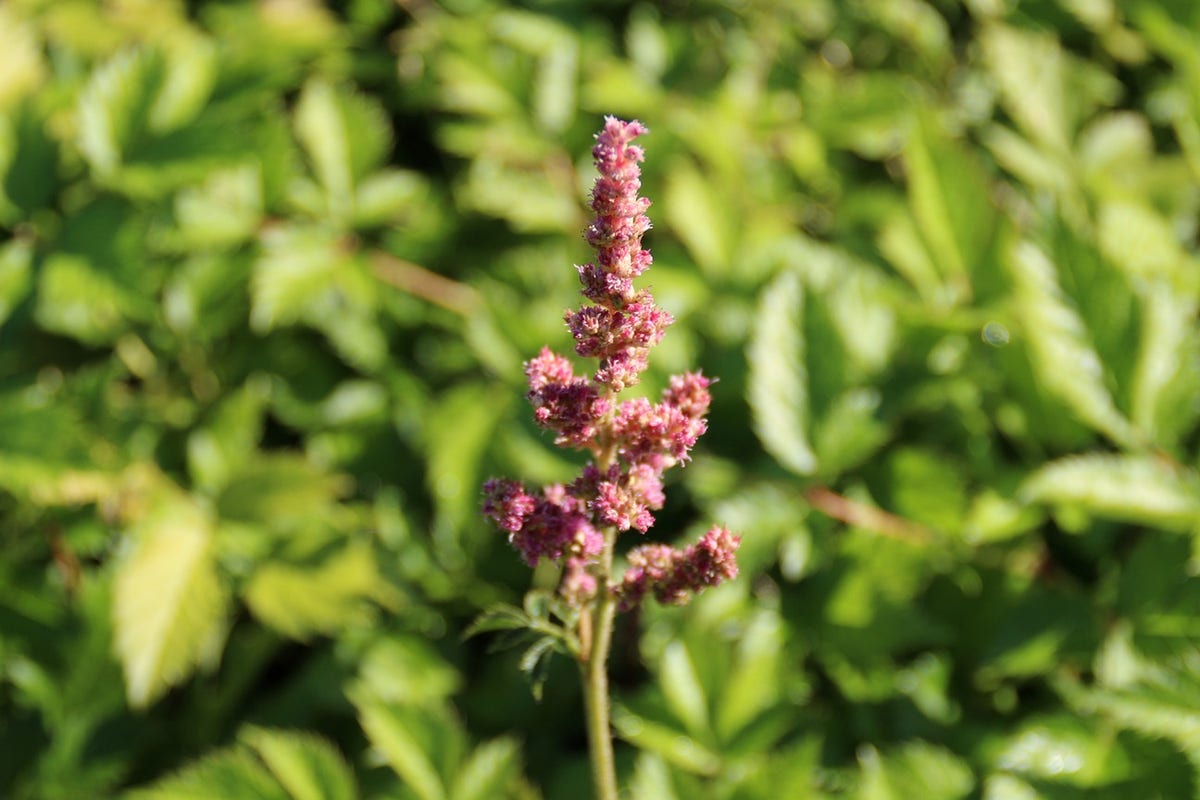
580 527 620 800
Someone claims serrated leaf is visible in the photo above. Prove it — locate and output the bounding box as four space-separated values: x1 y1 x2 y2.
124 748 290 800
659 640 710 739
612 705 721 776
715 610 784 740
517 635 560 700
218 451 347 525
0 237 33 327
1021 454 1200 531
114 496 229 708
250 226 344 332
359 637 462 707
148 33 216 133
241 726 357 800
353 169 427 228
1007 240 1138 447
0 99 58 222
813 388 890 479
187 378 269 493
77 49 162 177
449 737 521 800
294 80 391 226
989 714 1111 786
36 253 131 345
747 266 816 475
1098 201 1187 281
355 699 449 800
1067 672 1200 754
905 109 993 295
1131 281 1200 449
425 382 508 559
859 741 974 800
174 163 263 249
630 753 682 800
462 605 533 639
663 157 730 274
244 543 385 640
980 25 1070 153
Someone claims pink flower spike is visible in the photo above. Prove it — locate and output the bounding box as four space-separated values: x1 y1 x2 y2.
480 117 739 613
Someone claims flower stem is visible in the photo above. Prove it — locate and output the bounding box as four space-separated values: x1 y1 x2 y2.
580 527 619 800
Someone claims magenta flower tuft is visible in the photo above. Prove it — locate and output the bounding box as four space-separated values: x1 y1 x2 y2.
616 526 741 610
481 117 738 613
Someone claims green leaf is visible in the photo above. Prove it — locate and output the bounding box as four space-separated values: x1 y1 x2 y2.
630 753 682 800
77 49 162 178
905 109 993 297
715 609 784 741
1006 240 1138 447
813 388 890 480
986 714 1113 786
659 640 711 740
425 382 508 559
35 253 132 345
294 80 391 226
216 454 348 530
113 494 229 708
250 226 345 332
1021 454 1200 532
449 737 521 800
241 726 357 800
358 637 462 707
612 704 721 777
1066 670 1200 754
187 378 269 493
0 99 58 222
124 748 290 800
1131 281 1200 449
173 163 263 249
355 698 450 800
244 543 386 640
858 741 974 800
747 265 816 476
0 237 33 328
663 157 731 274
980 25 1072 153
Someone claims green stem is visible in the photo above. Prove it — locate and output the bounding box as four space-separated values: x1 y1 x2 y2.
580 527 619 800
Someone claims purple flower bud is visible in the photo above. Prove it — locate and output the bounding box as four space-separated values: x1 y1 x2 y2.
561 556 598 606
525 348 611 448
482 478 537 533
489 482 602 567
616 526 741 610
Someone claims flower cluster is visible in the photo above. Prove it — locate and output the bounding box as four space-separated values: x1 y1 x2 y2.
482 117 740 610
616 526 741 610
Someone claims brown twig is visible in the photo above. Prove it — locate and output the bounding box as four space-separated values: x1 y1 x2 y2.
803 485 934 545
370 252 480 316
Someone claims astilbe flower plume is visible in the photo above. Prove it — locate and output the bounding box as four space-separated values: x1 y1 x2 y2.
482 116 740 611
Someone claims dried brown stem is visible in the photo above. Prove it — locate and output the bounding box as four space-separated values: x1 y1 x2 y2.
370 252 480 316
803 485 934 545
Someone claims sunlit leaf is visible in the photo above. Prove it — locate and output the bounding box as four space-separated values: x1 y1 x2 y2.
747 265 816 475
241 726 357 800
124 748 290 800
113 494 229 708
1006 240 1138 447
1021 454 1200 532
244 543 387 640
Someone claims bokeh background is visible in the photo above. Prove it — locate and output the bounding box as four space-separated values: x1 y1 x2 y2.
3 0 1200 797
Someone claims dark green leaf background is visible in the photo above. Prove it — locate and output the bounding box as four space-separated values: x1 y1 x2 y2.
3 0 1200 797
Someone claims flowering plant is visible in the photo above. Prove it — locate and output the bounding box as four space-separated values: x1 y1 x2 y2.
480 117 740 799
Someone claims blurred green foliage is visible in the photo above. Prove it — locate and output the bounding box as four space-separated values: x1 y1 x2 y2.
3 0 1200 797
